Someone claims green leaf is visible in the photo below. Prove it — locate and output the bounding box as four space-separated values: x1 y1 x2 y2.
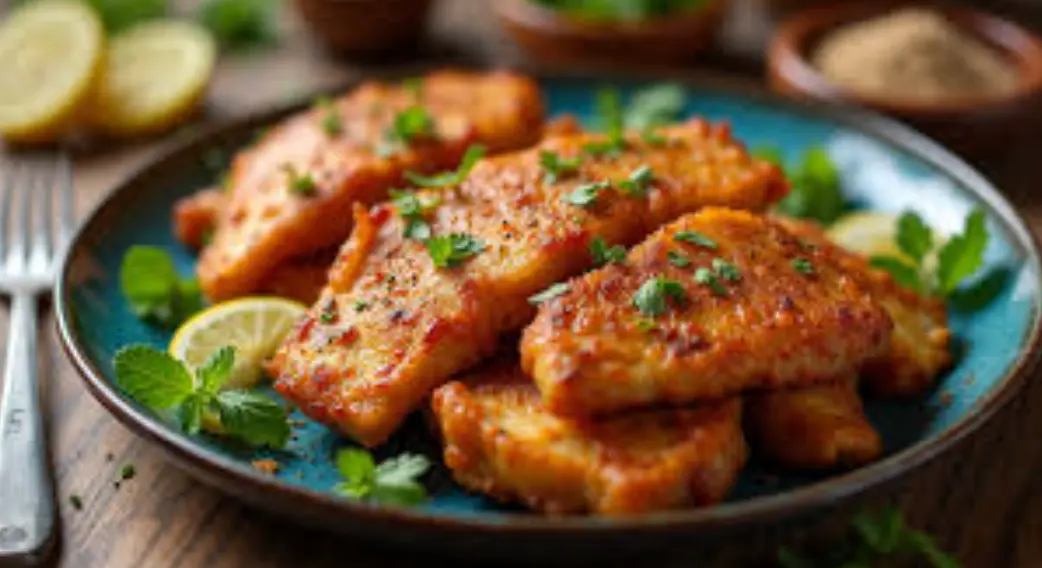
625 83 686 130
633 276 687 316
120 245 180 321
405 144 486 188
539 150 583 184
214 391 289 448
528 282 571 305
937 209 988 295
596 88 624 145
375 453 431 486
85 0 167 33
948 268 1008 312
870 256 923 292
391 189 439 241
589 237 626 267
641 129 667 146
774 146 845 225
178 393 205 435
667 251 691 268
368 481 428 506
315 97 342 137
403 219 431 241
197 0 277 51
390 106 435 144
425 234 484 268
791 257 815 275
694 267 727 296
903 530 962 568
712 258 741 281
674 230 717 250
896 211 933 264
114 346 194 410
853 507 904 554
752 145 784 167
335 448 377 499
617 165 653 197
198 346 236 394
562 181 610 207
283 165 318 197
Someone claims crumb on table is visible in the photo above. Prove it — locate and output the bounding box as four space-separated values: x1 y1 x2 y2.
252 459 281 475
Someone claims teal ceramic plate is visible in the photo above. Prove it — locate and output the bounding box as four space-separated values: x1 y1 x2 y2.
57 73 1042 558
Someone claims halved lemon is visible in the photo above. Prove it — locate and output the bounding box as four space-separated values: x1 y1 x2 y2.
169 297 307 391
0 0 105 143
92 19 216 137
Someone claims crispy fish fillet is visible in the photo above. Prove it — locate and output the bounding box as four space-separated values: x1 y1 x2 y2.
262 249 338 305
745 376 882 469
520 208 894 417
431 359 747 515
268 120 788 446
776 218 952 396
198 70 545 302
174 188 224 250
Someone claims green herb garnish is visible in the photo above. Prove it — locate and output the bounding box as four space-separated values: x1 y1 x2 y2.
539 150 583 184
674 230 718 250
617 165 653 197
712 258 740 281
315 96 342 137
633 276 687 316
562 181 610 207
406 144 486 188
120 246 204 328
69 494 83 511
667 251 691 268
390 189 440 241
196 0 277 51
425 234 484 268
334 448 431 506
354 300 369 312
531 0 708 21
379 106 436 155
590 237 626 267
80 0 166 34
114 346 290 448
694 267 726 296
528 282 571 305
791 257 815 275
624 83 686 130
756 145 846 225
283 165 317 197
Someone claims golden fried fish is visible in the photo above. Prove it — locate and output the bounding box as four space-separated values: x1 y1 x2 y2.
268 120 787 446
520 208 893 417
431 359 747 515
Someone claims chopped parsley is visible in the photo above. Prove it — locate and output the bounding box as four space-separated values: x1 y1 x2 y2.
528 283 571 305
119 464 136 481
426 234 484 268
390 189 440 241
315 97 342 137
406 144 486 188
283 165 317 197
674 230 718 250
590 237 626 267
379 105 435 156
319 311 335 324
539 150 583 184
633 276 687 316
641 129 668 146
712 258 740 281
791 257 815 275
617 165 653 197
694 267 727 296
636 319 659 332
69 494 83 511
562 181 610 207
667 251 691 268
353 300 369 312
334 448 431 506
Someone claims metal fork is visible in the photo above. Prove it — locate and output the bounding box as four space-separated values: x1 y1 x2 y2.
0 155 73 565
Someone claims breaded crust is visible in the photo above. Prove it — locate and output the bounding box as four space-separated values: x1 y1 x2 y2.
174 188 224 250
775 217 952 396
198 70 545 302
268 121 788 447
520 208 894 417
430 359 747 515
745 376 882 469
261 248 338 305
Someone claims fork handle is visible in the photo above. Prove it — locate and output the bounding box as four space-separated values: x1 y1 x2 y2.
0 293 54 565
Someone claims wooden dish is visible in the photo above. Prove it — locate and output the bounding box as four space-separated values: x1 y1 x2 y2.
292 0 435 57
494 0 727 68
767 1 1042 155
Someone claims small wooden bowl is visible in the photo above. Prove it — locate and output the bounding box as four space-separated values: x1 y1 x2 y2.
767 1 1042 154
293 0 435 57
495 0 727 68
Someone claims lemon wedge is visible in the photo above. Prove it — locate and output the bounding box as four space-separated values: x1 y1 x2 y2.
169 297 307 391
0 0 104 143
826 211 906 260
92 19 216 137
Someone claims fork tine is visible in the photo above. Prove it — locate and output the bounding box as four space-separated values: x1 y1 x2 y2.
0 160 12 259
57 154 73 246
4 161 28 271
32 157 54 266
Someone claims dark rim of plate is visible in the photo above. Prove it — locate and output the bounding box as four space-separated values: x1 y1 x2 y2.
55 67 1042 535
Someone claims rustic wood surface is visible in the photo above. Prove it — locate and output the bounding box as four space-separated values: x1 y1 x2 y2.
10 0 1042 566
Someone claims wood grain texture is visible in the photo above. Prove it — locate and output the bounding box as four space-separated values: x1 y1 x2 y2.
10 0 1042 566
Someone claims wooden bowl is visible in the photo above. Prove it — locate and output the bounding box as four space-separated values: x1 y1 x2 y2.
293 0 435 57
494 0 727 68
767 1 1042 155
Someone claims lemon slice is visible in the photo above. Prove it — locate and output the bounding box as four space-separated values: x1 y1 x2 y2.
92 20 216 137
826 211 906 260
0 0 104 143
169 297 307 391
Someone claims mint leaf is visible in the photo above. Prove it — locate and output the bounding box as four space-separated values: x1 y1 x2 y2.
854 507 905 554
198 346 236 394
589 237 626 267
937 209 987 295
774 147 845 225
625 83 685 131
114 346 194 410
375 453 431 485
948 268 1009 312
197 0 277 51
121 245 178 317
214 391 289 448
179 393 205 435
425 234 484 268
870 256 923 291
528 282 570 305
405 144 486 188
87 0 167 34
369 482 428 506
896 212 933 264
633 276 687 316
903 531 961 568
335 448 377 499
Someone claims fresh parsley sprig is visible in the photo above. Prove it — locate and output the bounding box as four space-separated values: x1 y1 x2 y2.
617 165 653 197
378 106 436 156
562 180 610 207
334 448 431 506
754 146 846 225
633 276 687 316
406 144 486 188
590 237 626 267
426 234 484 268
120 246 204 328
391 190 440 241
114 346 290 448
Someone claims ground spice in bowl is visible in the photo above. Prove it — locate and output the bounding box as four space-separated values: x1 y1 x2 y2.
811 8 1019 103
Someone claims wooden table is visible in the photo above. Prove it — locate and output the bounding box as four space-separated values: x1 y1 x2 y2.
29 1 1042 566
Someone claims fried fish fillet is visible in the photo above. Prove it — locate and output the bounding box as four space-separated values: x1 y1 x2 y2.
745 376 882 469
268 120 788 446
431 359 747 515
198 70 545 302
520 208 894 417
262 248 338 305
775 217 952 396
174 188 224 250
